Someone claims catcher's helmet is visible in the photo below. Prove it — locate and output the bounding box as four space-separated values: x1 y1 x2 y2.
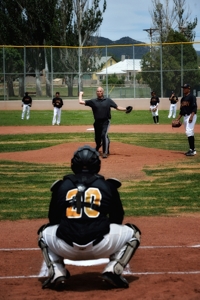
71 145 101 174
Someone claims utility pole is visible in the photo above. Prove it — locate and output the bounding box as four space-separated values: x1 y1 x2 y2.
143 28 158 51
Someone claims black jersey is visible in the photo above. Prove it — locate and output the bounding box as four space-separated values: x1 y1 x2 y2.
150 96 160 106
180 93 197 116
85 97 118 121
169 95 178 104
22 95 32 105
52 97 63 108
48 173 124 245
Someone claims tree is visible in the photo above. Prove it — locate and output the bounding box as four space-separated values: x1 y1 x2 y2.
141 30 200 96
149 0 197 43
102 74 125 85
0 0 58 97
140 0 199 95
53 0 107 96
0 48 24 97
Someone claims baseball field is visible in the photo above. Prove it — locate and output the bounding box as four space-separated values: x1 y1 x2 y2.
0 111 200 299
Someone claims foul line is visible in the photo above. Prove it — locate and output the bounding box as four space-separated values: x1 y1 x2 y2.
0 244 200 251
0 271 200 280
0 244 199 280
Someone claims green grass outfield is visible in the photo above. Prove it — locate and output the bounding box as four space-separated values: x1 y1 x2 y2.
1 110 200 126
0 110 199 220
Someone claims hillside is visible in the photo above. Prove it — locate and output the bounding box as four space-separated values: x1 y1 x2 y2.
92 36 150 60
92 36 200 60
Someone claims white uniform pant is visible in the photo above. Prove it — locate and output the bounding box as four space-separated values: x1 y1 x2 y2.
42 223 135 275
168 104 177 118
184 114 197 137
21 105 30 120
52 107 61 125
150 105 158 116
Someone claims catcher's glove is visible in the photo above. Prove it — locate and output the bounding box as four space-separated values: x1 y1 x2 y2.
126 106 133 114
172 119 182 128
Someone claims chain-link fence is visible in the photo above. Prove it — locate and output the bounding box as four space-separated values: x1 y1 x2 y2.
0 42 200 101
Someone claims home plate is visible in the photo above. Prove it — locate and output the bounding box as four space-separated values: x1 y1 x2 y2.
64 258 109 266
87 128 94 131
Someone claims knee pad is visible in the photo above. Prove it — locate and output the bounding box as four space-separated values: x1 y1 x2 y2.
125 223 141 242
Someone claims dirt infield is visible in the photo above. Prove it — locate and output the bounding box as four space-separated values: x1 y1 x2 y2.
0 125 200 300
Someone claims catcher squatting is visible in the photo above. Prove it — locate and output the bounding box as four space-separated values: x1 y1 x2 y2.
38 145 141 290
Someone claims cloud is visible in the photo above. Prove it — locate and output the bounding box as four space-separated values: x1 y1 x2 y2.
99 0 200 50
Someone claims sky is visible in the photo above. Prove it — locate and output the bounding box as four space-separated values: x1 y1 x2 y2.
98 0 200 51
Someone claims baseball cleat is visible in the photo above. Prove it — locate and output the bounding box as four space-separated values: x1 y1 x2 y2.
101 272 129 288
52 276 68 290
185 149 196 156
42 269 70 290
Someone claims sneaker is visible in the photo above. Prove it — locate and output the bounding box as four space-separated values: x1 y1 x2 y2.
102 153 107 158
185 149 196 156
101 272 129 288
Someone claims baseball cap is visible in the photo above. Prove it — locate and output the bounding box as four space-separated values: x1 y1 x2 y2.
181 83 190 88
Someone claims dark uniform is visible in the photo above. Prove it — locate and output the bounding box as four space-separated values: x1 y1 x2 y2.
22 93 32 106
178 87 197 155
48 173 124 246
85 97 118 155
21 92 32 120
150 92 160 124
168 92 178 118
52 96 63 109
52 92 63 125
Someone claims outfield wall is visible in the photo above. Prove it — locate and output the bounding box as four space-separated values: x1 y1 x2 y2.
1 98 196 110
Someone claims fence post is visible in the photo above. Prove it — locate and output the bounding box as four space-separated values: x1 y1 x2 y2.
3 46 6 101
24 46 26 94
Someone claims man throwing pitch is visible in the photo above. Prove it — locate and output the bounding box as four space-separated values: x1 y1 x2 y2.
175 83 197 156
38 145 141 290
79 87 132 158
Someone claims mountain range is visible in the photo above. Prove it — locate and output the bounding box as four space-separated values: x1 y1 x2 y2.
95 36 149 60
94 36 200 60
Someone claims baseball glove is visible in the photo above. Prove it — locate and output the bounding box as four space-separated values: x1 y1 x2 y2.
152 108 157 112
126 106 133 114
172 119 182 128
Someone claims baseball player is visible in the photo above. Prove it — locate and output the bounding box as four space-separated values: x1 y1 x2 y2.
38 145 141 290
52 92 63 125
168 91 178 118
21 92 32 120
149 91 160 124
175 83 197 156
79 87 132 158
